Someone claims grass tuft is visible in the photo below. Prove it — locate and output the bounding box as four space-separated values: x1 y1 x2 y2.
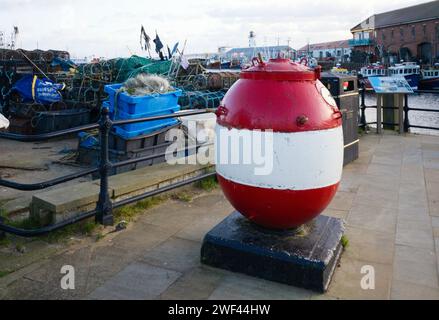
174 192 193 203
0 270 12 278
195 176 218 192
341 235 350 249
114 196 168 224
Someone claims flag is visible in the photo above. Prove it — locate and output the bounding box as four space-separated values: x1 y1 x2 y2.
180 55 190 70
171 42 179 56
153 33 164 54
167 45 172 59
140 25 151 51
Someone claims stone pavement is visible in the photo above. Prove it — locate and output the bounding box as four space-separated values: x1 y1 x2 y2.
1 132 439 300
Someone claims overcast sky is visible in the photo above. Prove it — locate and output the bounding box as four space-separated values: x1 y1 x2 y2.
0 0 433 59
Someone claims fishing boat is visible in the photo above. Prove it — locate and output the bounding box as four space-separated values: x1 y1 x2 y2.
331 64 349 75
388 62 421 90
0 113 9 129
358 63 387 90
419 65 439 91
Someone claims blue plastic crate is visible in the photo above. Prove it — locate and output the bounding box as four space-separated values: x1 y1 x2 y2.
113 120 180 139
78 132 99 148
104 83 182 115
113 105 180 137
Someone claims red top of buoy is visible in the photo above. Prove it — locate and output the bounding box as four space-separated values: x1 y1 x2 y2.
217 58 340 133
241 58 320 81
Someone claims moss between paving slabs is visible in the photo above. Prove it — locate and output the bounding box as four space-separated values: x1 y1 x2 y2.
341 235 350 249
0 270 12 278
195 175 218 191
0 176 219 246
114 195 168 224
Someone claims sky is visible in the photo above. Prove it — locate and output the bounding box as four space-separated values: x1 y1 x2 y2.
0 0 434 59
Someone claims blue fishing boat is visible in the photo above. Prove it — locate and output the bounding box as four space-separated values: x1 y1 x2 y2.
388 62 421 90
420 66 439 91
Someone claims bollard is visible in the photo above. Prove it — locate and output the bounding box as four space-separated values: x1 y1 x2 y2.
403 94 410 133
360 85 367 128
96 107 114 226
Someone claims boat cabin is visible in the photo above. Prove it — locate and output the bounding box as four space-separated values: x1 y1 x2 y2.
359 66 387 77
388 62 420 76
422 69 439 79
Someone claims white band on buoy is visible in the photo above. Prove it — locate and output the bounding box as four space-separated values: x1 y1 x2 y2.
215 124 344 191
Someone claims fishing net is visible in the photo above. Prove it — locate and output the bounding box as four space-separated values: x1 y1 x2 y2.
111 56 172 83
60 56 172 105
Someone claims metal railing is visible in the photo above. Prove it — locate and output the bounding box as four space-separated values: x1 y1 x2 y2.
359 85 439 132
0 108 216 237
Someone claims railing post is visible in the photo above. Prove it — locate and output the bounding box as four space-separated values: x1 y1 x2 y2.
96 107 114 226
403 94 410 133
0 216 6 241
360 83 367 127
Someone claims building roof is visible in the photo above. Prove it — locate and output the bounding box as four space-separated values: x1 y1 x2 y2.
297 40 350 52
351 1 439 31
225 45 295 56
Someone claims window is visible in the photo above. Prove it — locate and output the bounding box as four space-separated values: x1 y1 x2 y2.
423 24 427 36
400 28 404 39
412 26 416 38
391 29 394 39
399 69 403 74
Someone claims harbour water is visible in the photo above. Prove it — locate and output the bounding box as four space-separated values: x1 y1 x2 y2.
364 93 439 136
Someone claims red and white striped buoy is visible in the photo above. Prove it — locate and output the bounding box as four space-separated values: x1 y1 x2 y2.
215 57 344 230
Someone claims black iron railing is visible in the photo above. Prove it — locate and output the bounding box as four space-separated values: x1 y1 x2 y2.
0 108 216 237
359 86 439 132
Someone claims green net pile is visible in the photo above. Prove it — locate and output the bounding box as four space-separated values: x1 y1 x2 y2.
110 56 172 83
67 56 173 104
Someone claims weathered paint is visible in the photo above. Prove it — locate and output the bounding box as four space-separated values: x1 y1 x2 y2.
215 58 344 229
218 175 340 229
215 124 344 190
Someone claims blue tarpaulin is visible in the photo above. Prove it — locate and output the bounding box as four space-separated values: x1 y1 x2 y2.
13 75 65 104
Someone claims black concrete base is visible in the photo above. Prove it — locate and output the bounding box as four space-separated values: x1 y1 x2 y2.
201 212 345 293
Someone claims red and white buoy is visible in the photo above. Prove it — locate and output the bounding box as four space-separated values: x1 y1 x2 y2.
215 57 344 230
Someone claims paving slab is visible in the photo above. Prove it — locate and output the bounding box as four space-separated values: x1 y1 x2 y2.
88 262 181 300
141 237 202 273
393 245 438 289
208 274 313 300
347 204 398 234
367 163 401 179
327 191 356 211
113 222 179 252
107 161 213 198
391 280 439 300
398 207 431 223
424 168 439 183
0 194 32 215
160 267 224 300
396 219 435 250
327 257 392 300
31 182 100 215
344 226 395 265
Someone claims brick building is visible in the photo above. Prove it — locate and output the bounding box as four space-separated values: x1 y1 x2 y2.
350 1 439 65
